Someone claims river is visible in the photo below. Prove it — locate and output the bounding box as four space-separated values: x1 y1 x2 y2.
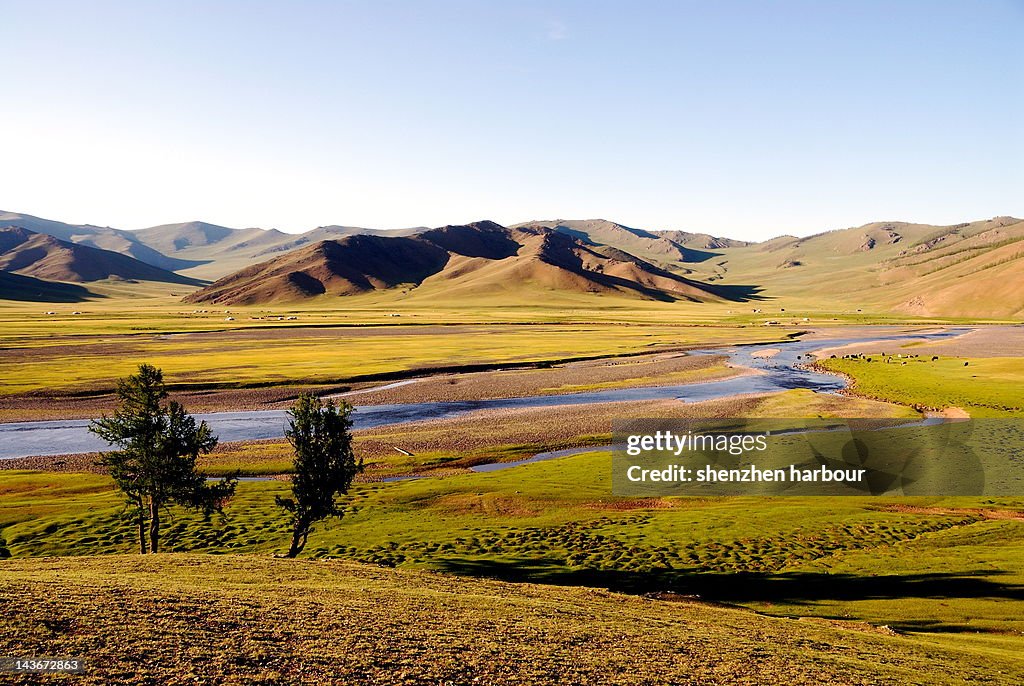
0 326 970 460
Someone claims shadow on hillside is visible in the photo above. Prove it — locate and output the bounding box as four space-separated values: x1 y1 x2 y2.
152 256 212 272
0 271 102 303
707 283 768 302
677 246 721 263
554 227 722 264
434 558 1024 606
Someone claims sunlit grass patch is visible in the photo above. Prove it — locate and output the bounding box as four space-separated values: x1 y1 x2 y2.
3 553 1018 684
819 356 1024 416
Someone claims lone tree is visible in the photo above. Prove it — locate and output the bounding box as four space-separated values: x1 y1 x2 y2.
89 364 237 553
277 393 362 558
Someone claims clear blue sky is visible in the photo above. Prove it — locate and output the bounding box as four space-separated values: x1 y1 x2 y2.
1 1 1021 240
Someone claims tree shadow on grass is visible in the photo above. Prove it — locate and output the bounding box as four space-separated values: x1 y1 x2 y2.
887 620 1015 634
434 557 1024 607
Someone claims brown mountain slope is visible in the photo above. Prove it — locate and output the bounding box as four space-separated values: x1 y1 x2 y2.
133 221 282 254
880 217 1024 317
133 220 297 279
706 216 1024 317
0 227 199 285
413 226 725 302
184 234 449 304
658 230 751 250
513 219 745 270
0 211 430 281
132 221 429 280
184 221 731 305
0 211 196 272
166 225 430 281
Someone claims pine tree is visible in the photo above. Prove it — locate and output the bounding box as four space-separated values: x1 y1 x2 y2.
89 364 237 553
277 394 362 557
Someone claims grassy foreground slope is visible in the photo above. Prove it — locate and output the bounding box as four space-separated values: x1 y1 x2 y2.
1 554 1020 686
4 453 1022 644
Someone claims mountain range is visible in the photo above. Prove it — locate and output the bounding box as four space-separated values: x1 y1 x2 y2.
0 211 426 281
0 226 197 286
183 221 736 305
1 210 1022 317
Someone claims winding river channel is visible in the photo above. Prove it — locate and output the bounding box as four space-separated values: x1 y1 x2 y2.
0 327 970 460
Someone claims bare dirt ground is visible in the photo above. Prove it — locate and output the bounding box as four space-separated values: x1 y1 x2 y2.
0 385 320 422
330 351 741 405
896 325 1024 356
799 325 951 341
0 350 738 422
925 406 970 419
810 325 1024 359
353 395 762 471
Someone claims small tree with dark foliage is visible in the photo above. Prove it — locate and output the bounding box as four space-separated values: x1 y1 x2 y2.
89 364 237 553
277 394 362 558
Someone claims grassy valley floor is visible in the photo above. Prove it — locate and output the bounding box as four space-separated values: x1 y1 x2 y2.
2 449 1022 675
2 313 1022 684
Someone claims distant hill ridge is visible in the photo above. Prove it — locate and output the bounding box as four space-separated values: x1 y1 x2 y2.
710 216 1024 317
0 226 198 286
2 209 1021 316
0 211 754 281
183 221 734 305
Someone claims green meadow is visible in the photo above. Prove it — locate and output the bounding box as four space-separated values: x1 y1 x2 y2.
2 298 1022 682
0 317 788 396
0 288 1000 397
819 356 1024 416
3 450 1022 656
